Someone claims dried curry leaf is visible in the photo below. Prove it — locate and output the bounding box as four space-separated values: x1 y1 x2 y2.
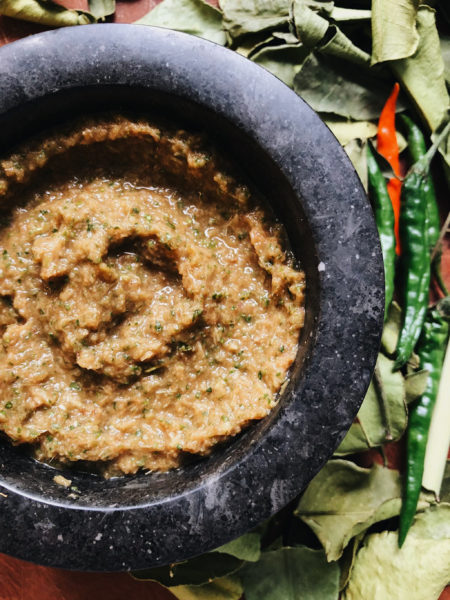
391 5 450 131
0 0 96 25
136 0 226 45
131 553 244 586
334 422 369 456
240 547 340 600
338 532 364 591
369 352 406 443
293 53 395 120
215 532 261 562
319 25 370 66
441 35 450 85
272 30 298 44
87 0 115 20
170 575 244 600
439 462 450 503
411 503 450 539
298 0 333 17
432 109 450 186
251 42 310 87
324 119 378 147
404 369 429 404
330 6 371 22
131 531 260 586
371 0 419 66
381 301 402 355
356 382 390 448
220 0 291 43
343 138 368 191
292 0 329 48
343 504 450 600
234 32 275 57
292 2 370 67
295 461 403 561
336 351 407 455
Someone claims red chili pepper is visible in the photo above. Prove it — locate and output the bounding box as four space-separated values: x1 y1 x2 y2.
377 82 401 255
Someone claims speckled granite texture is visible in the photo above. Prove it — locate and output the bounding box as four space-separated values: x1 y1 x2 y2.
0 24 384 571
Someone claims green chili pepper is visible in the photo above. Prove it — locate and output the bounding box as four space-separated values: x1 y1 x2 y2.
399 115 448 296
398 308 449 547
367 144 395 319
400 115 440 252
394 121 450 369
394 169 430 369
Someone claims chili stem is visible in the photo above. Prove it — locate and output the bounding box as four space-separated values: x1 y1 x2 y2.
410 120 450 179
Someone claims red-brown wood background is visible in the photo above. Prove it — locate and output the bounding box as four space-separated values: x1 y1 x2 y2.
0 3 449 598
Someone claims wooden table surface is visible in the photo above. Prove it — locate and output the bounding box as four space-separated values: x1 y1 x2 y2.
0 4 449 599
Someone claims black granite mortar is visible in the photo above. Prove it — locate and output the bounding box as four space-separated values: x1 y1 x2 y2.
0 24 384 571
